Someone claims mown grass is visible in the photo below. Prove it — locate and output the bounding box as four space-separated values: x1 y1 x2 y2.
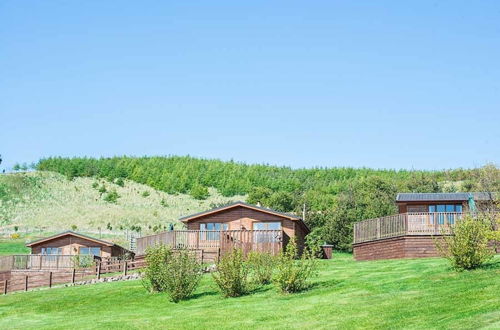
0 254 499 329
0 239 29 255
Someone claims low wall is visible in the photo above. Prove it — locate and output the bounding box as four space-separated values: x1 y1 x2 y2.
354 236 499 261
353 236 444 261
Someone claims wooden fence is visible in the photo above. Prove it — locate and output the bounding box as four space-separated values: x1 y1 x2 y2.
136 230 283 257
0 258 146 295
0 254 97 272
352 212 496 244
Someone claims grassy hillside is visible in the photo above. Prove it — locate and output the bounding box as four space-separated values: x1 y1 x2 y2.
0 255 498 329
0 171 244 235
35 156 498 251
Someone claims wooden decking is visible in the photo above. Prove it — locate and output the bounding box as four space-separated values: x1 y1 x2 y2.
136 230 283 258
353 212 468 244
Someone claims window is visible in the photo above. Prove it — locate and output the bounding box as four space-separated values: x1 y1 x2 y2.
253 222 282 243
200 223 228 240
428 204 463 225
253 222 281 230
80 247 101 256
41 247 62 255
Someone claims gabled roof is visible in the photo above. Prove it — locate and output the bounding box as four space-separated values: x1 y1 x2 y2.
396 192 495 202
26 231 116 247
179 201 302 222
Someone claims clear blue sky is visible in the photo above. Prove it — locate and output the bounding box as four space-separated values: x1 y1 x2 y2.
1 1 499 171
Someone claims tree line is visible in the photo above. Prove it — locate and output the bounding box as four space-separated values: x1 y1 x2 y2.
36 156 496 251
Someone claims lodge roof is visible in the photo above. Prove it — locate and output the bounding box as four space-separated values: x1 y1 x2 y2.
179 201 302 222
396 192 495 202
26 230 119 248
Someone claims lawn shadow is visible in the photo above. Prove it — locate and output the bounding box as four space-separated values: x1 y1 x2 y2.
310 278 343 290
478 259 500 270
190 290 219 300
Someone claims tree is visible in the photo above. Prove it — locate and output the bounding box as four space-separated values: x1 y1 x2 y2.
190 184 209 200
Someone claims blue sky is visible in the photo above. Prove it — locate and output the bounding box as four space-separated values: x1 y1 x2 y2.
1 1 499 170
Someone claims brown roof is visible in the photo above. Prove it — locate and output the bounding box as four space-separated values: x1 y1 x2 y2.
180 201 302 222
26 231 116 247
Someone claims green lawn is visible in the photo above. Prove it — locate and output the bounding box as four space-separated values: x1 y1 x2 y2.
0 239 29 255
0 254 499 329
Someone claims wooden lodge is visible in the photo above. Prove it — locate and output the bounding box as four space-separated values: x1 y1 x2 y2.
353 192 498 261
136 202 310 262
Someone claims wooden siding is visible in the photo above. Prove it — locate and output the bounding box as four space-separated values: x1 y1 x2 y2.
354 236 500 261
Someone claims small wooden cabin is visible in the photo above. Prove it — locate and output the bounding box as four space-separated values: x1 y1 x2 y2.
353 192 498 261
26 231 132 259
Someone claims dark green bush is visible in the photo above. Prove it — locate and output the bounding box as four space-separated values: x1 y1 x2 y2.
141 191 150 197
436 216 494 271
143 246 202 302
103 190 120 203
273 237 317 294
190 184 209 200
212 249 249 297
247 251 275 285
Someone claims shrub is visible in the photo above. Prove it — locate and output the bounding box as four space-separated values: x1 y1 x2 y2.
10 233 20 239
435 216 494 271
143 246 202 302
190 184 209 200
91 182 99 189
104 190 120 203
273 237 317 294
142 191 150 197
143 245 171 293
71 224 78 231
212 249 249 297
162 249 202 302
247 251 275 285
98 185 107 195
115 178 125 187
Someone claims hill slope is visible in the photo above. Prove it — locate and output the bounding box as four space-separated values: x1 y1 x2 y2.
0 254 498 329
0 171 244 234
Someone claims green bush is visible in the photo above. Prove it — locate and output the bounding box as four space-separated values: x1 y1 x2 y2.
141 191 150 197
143 246 202 302
143 245 171 293
436 216 494 271
247 251 275 285
115 178 125 187
212 249 249 297
273 237 317 294
103 190 120 203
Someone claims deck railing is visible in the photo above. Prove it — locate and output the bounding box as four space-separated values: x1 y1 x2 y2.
136 230 283 256
353 212 480 244
0 254 99 272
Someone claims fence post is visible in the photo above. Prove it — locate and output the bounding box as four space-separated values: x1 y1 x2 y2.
3 280 7 295
72 268 76 283
123 261 128 276
97 262 101 280
200 250 204 264
49 271 53 288
25 275 28 291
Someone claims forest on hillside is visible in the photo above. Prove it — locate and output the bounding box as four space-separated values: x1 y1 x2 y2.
36 156 498 250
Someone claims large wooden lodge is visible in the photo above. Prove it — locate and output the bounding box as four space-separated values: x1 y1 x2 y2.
353 192 498 261
136 202 310 262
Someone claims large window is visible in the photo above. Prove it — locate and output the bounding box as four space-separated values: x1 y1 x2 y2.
253 222 281 230
41 247 62 255
200 223 228 240
253 222 282 243
79 247 101 256
429 204 463 224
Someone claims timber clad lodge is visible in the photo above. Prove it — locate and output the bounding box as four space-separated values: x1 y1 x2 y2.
353 192 498 261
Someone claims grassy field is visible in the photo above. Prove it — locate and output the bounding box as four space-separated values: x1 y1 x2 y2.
0 171 245 235
0 254 499 329
0 239 29 255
